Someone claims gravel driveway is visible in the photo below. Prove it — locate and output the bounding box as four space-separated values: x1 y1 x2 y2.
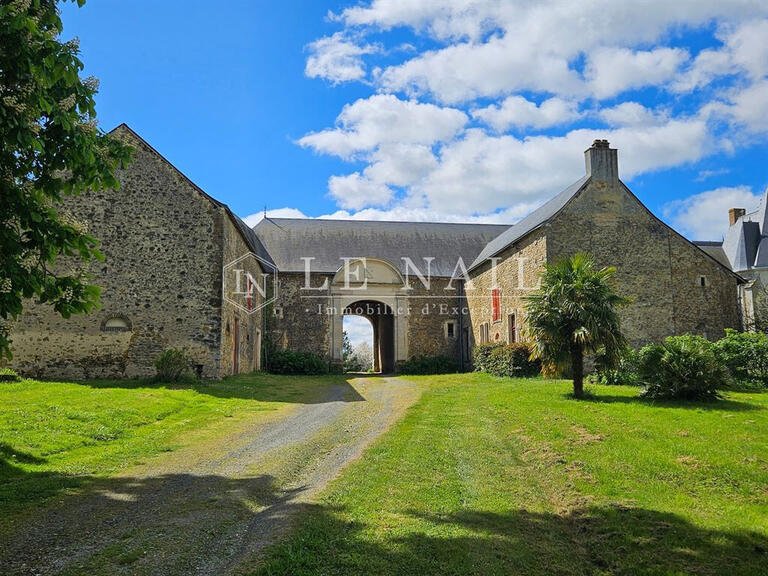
1 376 419 575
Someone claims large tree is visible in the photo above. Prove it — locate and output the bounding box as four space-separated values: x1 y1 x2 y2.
524 253 628 398
0 0 131 359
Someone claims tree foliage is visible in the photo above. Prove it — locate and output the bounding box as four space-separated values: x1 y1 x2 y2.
0 0 132 359
524 253 628 397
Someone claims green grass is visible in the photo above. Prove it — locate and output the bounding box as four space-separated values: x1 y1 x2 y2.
256 374 768 576
0 373 349 517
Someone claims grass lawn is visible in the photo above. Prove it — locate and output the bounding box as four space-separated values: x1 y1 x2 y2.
0 373 349 520
257 374 768 576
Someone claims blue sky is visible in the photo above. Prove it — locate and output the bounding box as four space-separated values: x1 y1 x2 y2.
62 0 768 248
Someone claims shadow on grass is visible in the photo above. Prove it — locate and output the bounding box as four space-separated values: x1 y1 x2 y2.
258 503 768 576
572 393 763 412
1 444 766 576
75 372 366 404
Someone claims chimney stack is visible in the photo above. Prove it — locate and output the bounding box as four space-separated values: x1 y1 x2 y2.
729 207 746 226
585 139 618 183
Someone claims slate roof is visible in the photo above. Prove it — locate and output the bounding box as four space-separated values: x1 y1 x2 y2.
693 241 731 269
468 176 589 270
252 217 509 277
715 188 768 272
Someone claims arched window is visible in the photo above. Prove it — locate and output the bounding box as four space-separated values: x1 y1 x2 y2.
101 316 132 332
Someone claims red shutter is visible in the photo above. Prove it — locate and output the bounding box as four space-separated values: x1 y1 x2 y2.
246 277 252 311
492 288 501 322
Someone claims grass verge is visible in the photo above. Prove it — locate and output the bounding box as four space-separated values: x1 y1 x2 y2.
256 373 768 576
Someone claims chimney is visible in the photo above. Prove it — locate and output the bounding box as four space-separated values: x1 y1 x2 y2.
585 139 618 183
729 207 746 226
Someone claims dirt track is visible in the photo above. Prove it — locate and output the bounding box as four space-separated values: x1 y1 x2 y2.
1 376 419 575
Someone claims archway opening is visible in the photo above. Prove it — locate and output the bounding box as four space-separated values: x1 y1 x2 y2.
342 315 374 373
343 300 395 374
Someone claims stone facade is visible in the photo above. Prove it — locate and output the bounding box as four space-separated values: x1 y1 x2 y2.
9 125 264 379
465 231 547 348
7 129 745 378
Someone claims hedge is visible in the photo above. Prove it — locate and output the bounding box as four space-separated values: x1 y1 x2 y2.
472 343 541 377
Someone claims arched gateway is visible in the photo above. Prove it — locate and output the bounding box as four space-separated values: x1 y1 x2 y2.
329 259 407 373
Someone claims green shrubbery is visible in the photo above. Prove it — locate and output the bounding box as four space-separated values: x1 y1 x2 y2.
268 350 329 375
0 367 19 382
637 335 729 400
590 347 640 386
154 349 190 382
399 355 458 375
713 329 768 389
472 343 541 377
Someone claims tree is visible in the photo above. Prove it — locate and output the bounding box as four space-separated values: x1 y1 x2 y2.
524 253 628 398
0 0 132 359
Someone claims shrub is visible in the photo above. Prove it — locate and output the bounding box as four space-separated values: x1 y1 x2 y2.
591 347 640 386
472 343 541 378
268 350 328 375
154 349 190 382
0 367 19 382
637 335 729 400
714 329 768 389
471 343 497 373
399 355 458 375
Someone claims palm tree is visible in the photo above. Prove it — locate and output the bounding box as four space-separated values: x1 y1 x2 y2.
524 253 628 398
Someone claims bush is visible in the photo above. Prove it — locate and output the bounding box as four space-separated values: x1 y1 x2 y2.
399 355 458 375
268 350 329 375
590 347 640 386
472 343 541 378
714 329 768 389
0 367 19 382
637 335 729 400
154 349 190 382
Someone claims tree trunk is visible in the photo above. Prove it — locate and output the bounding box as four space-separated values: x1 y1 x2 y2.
571 343 584 398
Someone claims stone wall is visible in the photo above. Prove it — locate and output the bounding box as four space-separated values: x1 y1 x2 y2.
466 230 547 350
546 178 740 346
268 272 332 360
219 218 265 377
9 127 227 379
403 277 463 362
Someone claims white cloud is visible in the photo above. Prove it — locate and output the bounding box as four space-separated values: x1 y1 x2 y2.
328 173 393 209
663 185 761 239
473 96 581 131
599 102 667 127
294 3 768 224
585 47 689 99
298 94 467 158
242 207 308 227
305 33 377 83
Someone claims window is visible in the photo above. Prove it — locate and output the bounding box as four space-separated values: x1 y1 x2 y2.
699 275 708 287
491 288 501 323
101 316 131 332
445 320 456 339
508 313 517 343
480 322 490 344
246 277 253 311
273 306 284 319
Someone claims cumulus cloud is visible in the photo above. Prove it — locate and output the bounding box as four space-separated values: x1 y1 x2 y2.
663 186 761 239
586 47 689 99
242 207 309 227
298 94 467 158
305 33 377 83
328 172 393 210
599 102 668 127
473 96 581 132
293 2 768 223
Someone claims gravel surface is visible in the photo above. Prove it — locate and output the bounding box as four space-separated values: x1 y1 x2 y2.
1 376 419 576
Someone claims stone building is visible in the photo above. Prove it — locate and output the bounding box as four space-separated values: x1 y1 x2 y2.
696 191 768 330
7 127 744 378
